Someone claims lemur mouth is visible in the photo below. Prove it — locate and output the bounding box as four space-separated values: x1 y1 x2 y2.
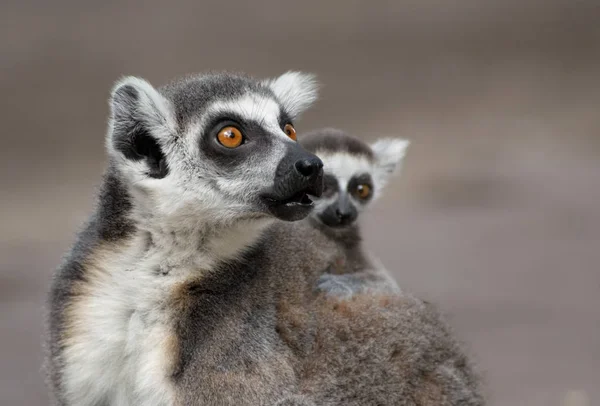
264 191 313 207
261 188 317 222
260 167 322 221
280 191 313 207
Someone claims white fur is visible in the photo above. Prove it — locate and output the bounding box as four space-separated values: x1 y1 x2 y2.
62 235 177 406
61 219 270 406
264 71 319 118
204 93 287 137
370 138 410 188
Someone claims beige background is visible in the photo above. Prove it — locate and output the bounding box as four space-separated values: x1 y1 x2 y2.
1 1 599 405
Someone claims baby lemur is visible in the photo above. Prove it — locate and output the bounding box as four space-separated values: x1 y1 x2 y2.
45 71 484 405
278 130 485 405
299 128 407 298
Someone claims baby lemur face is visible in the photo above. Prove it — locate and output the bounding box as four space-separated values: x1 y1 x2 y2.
106 72 324 226
300 128 409 228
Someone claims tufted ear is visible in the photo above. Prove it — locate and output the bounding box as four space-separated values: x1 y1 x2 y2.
263 71 319 118
371 138 410 188
107 76 177 178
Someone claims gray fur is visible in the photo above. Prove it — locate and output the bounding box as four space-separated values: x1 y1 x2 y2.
159 72 273 127
45 73 484 405
301 127 375 160
280 292 486 405
270 222 485 405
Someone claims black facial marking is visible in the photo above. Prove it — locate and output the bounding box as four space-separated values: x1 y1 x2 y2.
348 173 374 202
261 142 324 222
199 114 275 171
277 110 293 132
318 193 358 228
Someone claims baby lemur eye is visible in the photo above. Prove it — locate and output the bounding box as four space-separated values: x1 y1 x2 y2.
217 126 244 148
283 123 297 141
355 184 371 199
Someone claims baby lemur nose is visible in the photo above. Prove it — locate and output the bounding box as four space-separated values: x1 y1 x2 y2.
336 209 352 220
294 157 323 178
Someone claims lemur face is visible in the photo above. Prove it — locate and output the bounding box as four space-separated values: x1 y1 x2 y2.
300 129 409 228
106 72 323 224
318 156 374 227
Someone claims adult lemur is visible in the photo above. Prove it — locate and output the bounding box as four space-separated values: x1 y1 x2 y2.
46 71 484 405
299 128 408 298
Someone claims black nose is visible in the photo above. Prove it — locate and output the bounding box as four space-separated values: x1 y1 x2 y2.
294 157 323 178
336 209 351 221
335 207 357 225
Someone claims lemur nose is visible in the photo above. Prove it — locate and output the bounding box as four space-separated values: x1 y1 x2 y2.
294 157 323 178
336 209 351 220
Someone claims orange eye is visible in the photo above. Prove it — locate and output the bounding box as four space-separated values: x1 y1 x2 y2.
217 126 243 148
284 123 297 141
356 184 371 199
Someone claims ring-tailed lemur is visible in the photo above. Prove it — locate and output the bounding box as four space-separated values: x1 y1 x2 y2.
298 128 408 298
45 71 334 405
45 71 484 406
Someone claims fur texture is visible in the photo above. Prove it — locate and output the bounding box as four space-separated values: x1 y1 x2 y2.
45 70 326 405
283 129 485 405
299 128 408 298
45 73 484 406
281 293 485 406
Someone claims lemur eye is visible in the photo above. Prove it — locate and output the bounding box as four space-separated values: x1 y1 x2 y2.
355 184 371 199
217 126 244 148
283 124 297 141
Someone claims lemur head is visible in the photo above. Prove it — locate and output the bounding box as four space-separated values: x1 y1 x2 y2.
106 71 323 231
299 128 409 228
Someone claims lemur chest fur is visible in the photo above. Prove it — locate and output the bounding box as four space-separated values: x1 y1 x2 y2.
61 234 205 406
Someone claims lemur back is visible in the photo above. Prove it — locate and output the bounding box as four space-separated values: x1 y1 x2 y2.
283 293 485 406
299 128 408 298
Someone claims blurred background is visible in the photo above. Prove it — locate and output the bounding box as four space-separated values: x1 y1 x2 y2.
1 1 599 405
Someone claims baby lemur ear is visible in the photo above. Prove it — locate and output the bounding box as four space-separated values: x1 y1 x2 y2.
107 76 177 179
264 71 319 118
371 138 410 186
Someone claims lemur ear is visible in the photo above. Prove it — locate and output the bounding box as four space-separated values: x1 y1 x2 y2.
264 71 319 118
107 77 176 178
371 138 410 186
